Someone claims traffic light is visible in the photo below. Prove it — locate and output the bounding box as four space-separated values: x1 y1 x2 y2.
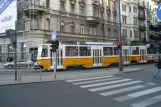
50 40 59 52
149 43 161 53
5 29 17 48
149 32 161 41
149 22 161 31
117 42 121 48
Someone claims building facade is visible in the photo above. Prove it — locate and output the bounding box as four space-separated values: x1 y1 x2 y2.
0 0 158 62
120 0 158 44
0 0 119 62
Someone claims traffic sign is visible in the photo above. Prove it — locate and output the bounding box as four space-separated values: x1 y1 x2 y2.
156 3 161 20
51 31 56 41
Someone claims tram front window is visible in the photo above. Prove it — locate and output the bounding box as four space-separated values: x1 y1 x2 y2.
131 47 139 55
41 49 48 57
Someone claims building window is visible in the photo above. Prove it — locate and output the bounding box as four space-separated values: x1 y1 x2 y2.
114 16 117 23
61 21 65 32
70 4 75 14
90 28 96 35
143 1 145 6
108 28 110 36
123 29 127 38
46 0 50 8
129 6 131 12
60 1 65 12
71 22 75 33
133 6 137 13
133 17 137 25
130 30 132 38
23 21 25 30
80 6 84 16
93 7 99 17
147 21 151 28
80 25 84 34
114 29 117 37
93 28 96 35
122 15 127 24
122 4 126 11
46 18 50 30
147 10 151 18
134 30 138 38
147 1 149 7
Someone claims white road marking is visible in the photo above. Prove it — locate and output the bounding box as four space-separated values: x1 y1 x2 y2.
73 77 122 85
114 87 161 102
131 94 161 107
80 79 132 88
89 80 143 92
66 75 113 82
100 85 146 96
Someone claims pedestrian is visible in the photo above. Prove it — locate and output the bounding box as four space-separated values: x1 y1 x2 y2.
153 59 161 78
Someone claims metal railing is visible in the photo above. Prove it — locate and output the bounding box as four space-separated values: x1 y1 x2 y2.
17 66 42 82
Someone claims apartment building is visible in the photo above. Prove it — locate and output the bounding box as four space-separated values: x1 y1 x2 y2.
120 0 158 44
0 0 119 62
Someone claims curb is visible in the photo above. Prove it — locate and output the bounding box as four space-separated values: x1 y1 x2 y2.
0 80 58 86
123 69 143 73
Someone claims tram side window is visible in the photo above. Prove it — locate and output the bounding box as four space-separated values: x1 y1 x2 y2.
65 46 78 56
132 47 139 55
41 49 48 57
103 47 112 55
147 48 156 54
79 47 91 56
114 47 119 55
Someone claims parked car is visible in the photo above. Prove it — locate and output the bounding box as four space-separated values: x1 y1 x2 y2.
3 59 34 69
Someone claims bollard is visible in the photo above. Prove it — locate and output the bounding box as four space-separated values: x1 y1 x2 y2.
39 67 42 80
53 62 56 79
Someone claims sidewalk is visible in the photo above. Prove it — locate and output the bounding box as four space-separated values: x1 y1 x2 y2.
0 67 144 86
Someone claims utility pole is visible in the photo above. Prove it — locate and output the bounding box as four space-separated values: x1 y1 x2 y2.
50 32 59 79
60 3 62 42
118 0 123 71
5 29 18 81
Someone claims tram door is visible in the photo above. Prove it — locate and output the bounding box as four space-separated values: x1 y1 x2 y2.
50 48 63 69
123 49 129 64
140 48 146 63
57 49 63 69
93 48 102 67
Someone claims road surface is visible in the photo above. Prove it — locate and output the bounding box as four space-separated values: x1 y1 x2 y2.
1 68 161 107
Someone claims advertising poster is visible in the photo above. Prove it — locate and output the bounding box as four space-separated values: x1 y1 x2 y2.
0 0 17 34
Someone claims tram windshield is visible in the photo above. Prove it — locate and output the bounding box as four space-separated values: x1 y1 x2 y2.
130 47 139 55
37 45 48 58
41 45 48 57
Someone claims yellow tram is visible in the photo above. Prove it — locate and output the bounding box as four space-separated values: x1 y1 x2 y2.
36 42 158 70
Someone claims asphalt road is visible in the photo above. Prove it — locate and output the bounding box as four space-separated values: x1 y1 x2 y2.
1 68 161 107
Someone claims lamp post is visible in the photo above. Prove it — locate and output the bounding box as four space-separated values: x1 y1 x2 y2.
118 0 123 71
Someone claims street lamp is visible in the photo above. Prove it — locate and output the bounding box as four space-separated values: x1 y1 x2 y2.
117 0 123 71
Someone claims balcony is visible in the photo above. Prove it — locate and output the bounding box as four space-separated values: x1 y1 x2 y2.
138 14 145 20
86 16 100 26
92 0 100 7
138 3 145 9
22 2 46 17
139 25 146 31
